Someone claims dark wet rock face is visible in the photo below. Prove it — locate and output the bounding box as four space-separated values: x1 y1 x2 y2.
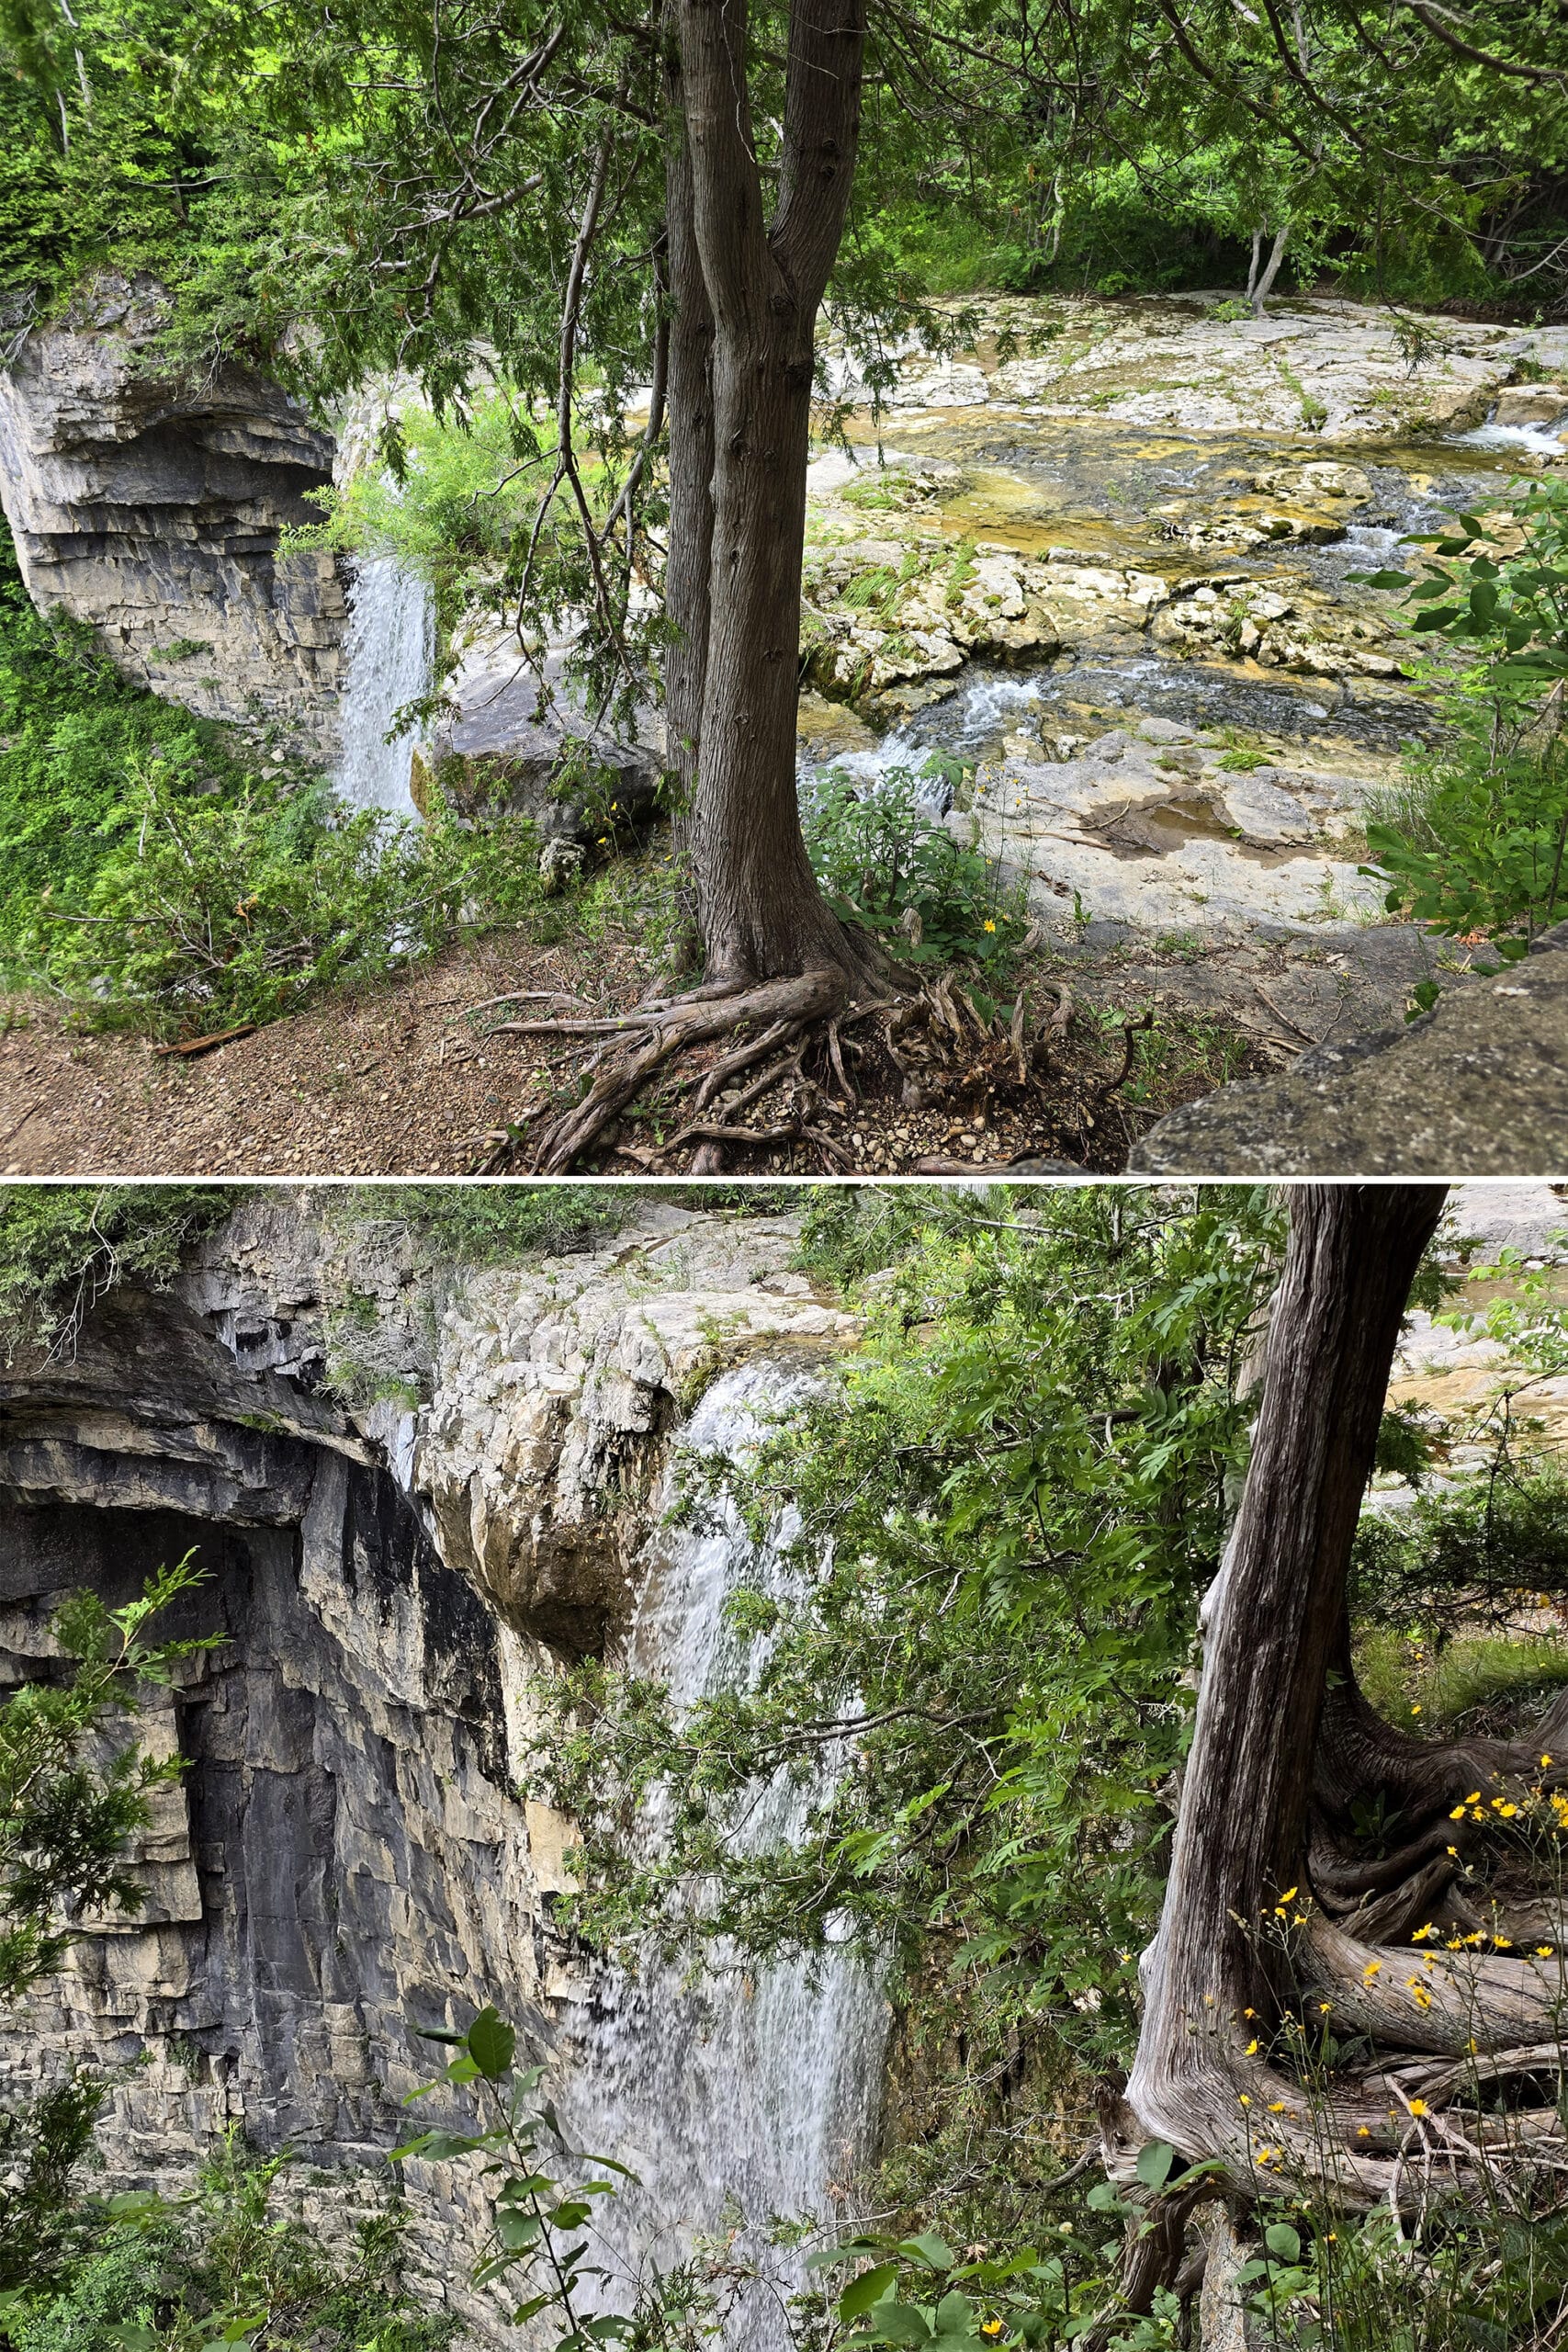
0 1282 539 2326
0 277 346 752
1131 941 1568 1173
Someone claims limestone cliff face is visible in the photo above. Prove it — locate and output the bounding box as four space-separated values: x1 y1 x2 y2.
0 1196 852 2334
0 277 346 752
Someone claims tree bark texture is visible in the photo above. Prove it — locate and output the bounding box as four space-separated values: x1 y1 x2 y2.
675 0 873 985
1107 1176 1568 2245
662 12 715 824
1124 1185 1452 2186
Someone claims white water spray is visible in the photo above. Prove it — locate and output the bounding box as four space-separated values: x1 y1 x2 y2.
556 1360 889 2349
333 555 433 819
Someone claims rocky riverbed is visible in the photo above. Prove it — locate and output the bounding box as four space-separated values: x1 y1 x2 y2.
792 288 1568 1038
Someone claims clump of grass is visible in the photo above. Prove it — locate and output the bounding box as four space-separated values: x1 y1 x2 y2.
1356 1625 1568 1731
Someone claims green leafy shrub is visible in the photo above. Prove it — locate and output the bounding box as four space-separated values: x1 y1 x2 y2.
802 763 1024 968
18 755 547 1038
344 1184 646 1263
1350 1462 1568 1642
1356 482 1568 941
0 1186 236 1363
11 2133 453 2352
0 529 267 960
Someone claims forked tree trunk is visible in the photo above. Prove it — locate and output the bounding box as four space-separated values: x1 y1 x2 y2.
661 15 714 825
673 0 877 988
1248 220 1291 315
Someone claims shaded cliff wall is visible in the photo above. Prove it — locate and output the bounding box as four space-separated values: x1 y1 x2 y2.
0 1194 855 2335
0 277 346 753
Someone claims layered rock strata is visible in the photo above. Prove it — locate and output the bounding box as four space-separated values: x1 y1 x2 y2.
0 1196 852 2335
0 277 345 751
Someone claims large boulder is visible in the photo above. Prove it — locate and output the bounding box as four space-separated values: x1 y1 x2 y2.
1131 931 1568 1172
415 649 663 840
0 275 346 752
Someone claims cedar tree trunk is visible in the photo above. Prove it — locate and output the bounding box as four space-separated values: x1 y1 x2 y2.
672 0 878 988
1109 1182 1567 2241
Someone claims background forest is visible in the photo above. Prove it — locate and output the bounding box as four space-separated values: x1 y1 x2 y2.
1 1182 1567 2347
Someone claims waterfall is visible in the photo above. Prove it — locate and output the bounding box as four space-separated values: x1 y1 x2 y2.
554 1359 890 2349
333 554 433 819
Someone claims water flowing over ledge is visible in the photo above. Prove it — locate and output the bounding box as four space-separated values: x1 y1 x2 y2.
558 1359 890 2351
333 554 434 818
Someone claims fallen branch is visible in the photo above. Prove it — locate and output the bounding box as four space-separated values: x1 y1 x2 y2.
460 988 592 1018
152 1022 257 1058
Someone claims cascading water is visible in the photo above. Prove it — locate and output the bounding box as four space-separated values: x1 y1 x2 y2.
555 1359 889 2348
333 554 434 819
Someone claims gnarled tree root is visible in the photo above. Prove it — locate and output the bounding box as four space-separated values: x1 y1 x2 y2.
524 968 848 1170
489 958 1111 1172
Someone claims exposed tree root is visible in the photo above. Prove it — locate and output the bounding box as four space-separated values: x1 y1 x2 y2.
483 956 1132 1173
521 969 846 1171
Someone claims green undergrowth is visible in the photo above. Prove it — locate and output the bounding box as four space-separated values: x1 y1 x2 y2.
0 1186 237 1364
1350 1463 1568 1638
1356 1623 1568 1731
18 753 549 1038
8 2134 451 2352
335 1182 807 1270
0 526 269 960
0 519 558 1041
803 761 1027 973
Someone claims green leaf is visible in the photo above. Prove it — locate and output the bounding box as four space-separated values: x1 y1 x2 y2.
498 2211 545 2250
843 2264 902 2316
1264 2222 1302 2263
1135 2140 1177 2189
902 2233 957 2270
467 2005 517 2079
389 2128 487 2162
868 2303 938 2345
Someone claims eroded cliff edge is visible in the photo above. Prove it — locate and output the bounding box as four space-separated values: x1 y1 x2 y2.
0 277 345 752
0 1194 855 2333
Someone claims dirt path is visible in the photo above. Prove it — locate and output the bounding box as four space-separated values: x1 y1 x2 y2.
0 924 1295 1178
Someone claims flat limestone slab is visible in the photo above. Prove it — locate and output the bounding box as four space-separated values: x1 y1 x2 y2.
1129 944 1568 1173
